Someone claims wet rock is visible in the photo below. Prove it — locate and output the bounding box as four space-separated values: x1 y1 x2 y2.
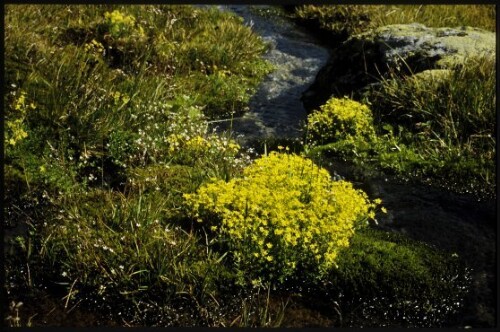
302 24 495 112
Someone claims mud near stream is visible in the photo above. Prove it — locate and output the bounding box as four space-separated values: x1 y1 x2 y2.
326 160 496 327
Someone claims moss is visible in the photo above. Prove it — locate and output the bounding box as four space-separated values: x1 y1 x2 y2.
371 24 495 69
326 227 470 325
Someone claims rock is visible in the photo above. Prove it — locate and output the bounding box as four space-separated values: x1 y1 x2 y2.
302 24 495 112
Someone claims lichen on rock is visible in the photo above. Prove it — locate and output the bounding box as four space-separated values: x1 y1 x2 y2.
302 23 495 112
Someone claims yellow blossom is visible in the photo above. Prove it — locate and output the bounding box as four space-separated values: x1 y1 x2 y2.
184 151 377 282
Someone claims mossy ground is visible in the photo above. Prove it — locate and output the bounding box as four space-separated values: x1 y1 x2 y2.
303 227 471 327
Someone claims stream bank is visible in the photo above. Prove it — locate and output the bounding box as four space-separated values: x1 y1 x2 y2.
218 5 496 328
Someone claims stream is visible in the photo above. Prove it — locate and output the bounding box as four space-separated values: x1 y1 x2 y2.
211 5 330 146
215 5 496 328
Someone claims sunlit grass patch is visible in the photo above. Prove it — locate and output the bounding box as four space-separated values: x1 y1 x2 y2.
290 4 495 42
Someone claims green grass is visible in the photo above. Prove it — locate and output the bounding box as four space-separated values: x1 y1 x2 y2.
5 4 268 189
362 56 495 196
370 5 495 31
38 188 230 323
290 4 495 41
3 4 271 326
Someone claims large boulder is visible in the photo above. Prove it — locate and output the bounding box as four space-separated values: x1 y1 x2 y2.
302 23 495 112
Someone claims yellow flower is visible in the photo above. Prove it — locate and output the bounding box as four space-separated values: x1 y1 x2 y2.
185 151 376 282
307 97 376 143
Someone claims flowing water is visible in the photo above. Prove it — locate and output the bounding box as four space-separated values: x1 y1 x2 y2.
210 5 330 146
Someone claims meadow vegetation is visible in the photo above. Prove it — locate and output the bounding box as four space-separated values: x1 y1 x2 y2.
290 4 495 41
4 4 273 326
292 4 495 198
4 4 485 327
305 57 495 198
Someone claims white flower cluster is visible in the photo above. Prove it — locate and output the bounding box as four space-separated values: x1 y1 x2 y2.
108 98 252 176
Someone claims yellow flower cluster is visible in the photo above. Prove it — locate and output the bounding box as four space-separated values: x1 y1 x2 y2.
6 91 35 146
105 9 135 27
184 151 379 282
166 133 240 156
84 39 104 56
104 10 144 38
110 91 130 107
307 97 376 144
185 135 212 152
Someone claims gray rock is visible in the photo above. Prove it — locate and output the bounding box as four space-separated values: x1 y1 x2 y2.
302 24 495 112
